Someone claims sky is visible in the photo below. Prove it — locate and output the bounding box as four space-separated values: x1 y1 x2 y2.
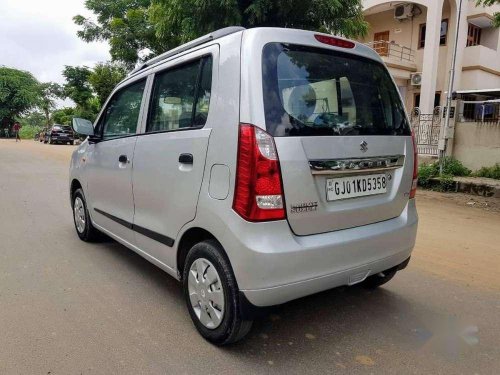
0 0 110 85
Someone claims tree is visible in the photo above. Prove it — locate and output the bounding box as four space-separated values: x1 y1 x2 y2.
75 0 368 66
52 107 76 125
476 1 500 27
150 0 368 46
0 67 40 128
88 62 127 106
61 65 101 121
21 111 46 128
39 82 64 126
62 66 93 107
74 0 163 68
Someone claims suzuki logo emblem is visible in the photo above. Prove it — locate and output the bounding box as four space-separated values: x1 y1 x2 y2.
360 141 368 152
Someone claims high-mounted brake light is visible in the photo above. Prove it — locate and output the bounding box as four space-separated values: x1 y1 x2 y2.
314 34 355 49
410 132 418 199
233 124 286 221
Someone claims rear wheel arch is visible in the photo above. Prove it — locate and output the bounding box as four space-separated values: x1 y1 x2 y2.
177 228 229 280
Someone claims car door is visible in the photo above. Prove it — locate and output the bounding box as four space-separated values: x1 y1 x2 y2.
132 48 217 268
86 78 147 245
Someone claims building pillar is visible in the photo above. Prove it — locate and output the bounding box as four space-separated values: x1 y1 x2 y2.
419 0 444 114
447 0 469 92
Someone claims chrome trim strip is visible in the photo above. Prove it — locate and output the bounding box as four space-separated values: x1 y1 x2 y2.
309 155 405 175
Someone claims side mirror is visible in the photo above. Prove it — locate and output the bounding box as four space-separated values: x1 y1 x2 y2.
72 118 94 136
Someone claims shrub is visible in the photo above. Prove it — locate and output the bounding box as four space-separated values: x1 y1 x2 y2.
19 125 42 140
440 157 471 177
417 157 471 190
418 163 438 187
473 164 500 180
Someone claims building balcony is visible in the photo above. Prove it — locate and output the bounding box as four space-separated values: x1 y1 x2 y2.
462 44 500 75
364 41 418 72
467 6 496 28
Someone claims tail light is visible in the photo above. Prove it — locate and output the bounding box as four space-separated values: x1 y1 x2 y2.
314 34 355 49
410 132 418 199
233 124 286 221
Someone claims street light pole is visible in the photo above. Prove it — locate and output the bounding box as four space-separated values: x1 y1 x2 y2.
440 0 463 175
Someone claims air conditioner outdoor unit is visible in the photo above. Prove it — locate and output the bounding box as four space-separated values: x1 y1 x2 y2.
410 72 422 86
394 4 414 20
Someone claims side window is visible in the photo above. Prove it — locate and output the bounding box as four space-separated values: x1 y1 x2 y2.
101 79 146 140
147 56 212 133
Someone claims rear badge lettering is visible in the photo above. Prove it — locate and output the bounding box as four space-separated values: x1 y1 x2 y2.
291 202 318 214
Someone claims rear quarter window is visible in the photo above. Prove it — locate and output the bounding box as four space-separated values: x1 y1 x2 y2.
146 56 212 133
262 43 411 137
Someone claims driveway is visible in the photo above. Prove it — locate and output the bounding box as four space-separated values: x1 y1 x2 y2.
1 139 499 374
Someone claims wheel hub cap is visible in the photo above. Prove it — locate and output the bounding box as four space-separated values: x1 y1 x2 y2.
188 258 225 329
73 197 86 234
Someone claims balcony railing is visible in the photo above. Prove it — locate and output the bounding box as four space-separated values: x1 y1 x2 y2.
365 41 415 63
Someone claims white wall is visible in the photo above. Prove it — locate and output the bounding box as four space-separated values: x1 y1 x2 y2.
460 70 500 90
453 122 500 170
481 27 499 50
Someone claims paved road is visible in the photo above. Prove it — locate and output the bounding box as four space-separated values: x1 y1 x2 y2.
1 139 500 374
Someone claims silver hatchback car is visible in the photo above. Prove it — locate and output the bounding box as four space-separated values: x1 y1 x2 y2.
70 27 418 345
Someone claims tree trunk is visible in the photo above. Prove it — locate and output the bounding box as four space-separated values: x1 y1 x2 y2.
44 108 50 126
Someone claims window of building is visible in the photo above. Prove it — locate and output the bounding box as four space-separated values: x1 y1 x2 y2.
147 56 212 133
418 19 448 49
462 95 476 120
418 24 426 49
414 92 441 109
466 23 482 47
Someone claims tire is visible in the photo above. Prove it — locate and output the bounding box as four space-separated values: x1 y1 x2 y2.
183 240 253 345
362 266 398 289
72 188 102 242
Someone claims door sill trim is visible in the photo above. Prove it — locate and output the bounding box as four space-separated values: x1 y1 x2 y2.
94 208 174 247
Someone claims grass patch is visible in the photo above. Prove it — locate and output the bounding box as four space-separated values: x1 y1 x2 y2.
472 164 500 180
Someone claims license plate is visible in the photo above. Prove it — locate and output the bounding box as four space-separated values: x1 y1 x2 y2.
326 173 388 201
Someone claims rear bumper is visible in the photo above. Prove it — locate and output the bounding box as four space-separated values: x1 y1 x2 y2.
222 199 418 307
51 136 73 142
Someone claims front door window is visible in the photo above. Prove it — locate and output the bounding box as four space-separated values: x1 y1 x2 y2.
100 80 146 140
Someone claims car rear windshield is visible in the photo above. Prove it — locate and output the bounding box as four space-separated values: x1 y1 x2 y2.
262 43 411 137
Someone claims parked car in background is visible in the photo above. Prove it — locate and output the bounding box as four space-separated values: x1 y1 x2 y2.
69 27 418 345
45 125 75 145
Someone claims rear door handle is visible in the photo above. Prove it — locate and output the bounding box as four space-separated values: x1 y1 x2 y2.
118 155 129 163
179 153 193 164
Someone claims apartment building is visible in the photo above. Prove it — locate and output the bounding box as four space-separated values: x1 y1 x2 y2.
359 0 500 115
